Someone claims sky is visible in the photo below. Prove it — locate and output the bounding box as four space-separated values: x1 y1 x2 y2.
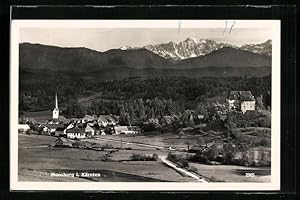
19 27 272 52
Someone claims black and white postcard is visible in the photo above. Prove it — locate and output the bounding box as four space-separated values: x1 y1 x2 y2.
10 20 280 190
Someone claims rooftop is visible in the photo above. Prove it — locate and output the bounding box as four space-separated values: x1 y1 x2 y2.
66 127 85 133
44 124 64 129
228 91 255 101
83 115 98 121
114 126 129 132
98 115 118 122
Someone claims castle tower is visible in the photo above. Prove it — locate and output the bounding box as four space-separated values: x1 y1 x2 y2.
52 93 59 119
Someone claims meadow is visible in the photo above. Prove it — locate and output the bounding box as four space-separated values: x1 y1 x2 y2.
18 133 271 182
18 134 194 182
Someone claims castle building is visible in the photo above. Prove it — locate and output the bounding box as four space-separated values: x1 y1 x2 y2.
226 91 256 113
52 93 59 119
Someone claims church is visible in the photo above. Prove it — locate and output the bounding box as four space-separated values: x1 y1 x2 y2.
53 93 59 119
51 93 68 124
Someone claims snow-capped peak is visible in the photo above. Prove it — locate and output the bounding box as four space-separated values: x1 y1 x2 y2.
120 46 130 50
239 40 272 56
119 38 272 62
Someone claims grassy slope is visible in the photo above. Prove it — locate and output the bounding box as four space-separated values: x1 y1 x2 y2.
189 162 270 183
18 134 193 182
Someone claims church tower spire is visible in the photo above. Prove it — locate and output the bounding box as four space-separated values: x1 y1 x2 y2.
55 93 58 109
53 93 59 119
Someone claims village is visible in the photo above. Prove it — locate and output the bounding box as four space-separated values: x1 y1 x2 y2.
19 94 143 139
17 89 272 183
18 90 259 142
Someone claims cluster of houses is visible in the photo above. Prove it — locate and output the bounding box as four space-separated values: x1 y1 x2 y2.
19 113 142 139
18 94 142 139
18 91 257 139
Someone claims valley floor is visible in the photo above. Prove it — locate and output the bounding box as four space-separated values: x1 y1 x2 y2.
17 134 270 183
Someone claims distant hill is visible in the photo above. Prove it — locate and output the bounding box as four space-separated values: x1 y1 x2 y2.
20 43 102 72
176 47 271 69
96 48 172 70
19 43 172 72
19 43 271 78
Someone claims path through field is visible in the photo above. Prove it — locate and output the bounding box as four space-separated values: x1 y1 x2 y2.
159 155 208 183
95 136 208 182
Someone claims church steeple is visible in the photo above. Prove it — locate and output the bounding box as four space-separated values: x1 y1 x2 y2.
55 93 58 109
53 93 59 119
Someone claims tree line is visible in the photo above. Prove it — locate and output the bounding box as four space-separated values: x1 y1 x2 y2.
20 75 271 113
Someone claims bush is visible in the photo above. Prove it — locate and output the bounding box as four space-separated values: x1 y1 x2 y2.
188 166 198 174
223 142 250 166
98 154 109 161
204 147 222 161
26 129 40 135
167 153 177 162
130 153 157 161
101 144 114 149
142 118 161 131
226 111 267 129
190 143 225 164
256 138 271 147
190 152 208 163
152 153 159 161
177 158 189 168
190 142 254 166
130 154 144 161
167 153 189 168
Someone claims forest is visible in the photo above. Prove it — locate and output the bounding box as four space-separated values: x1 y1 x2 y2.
19 75 271 122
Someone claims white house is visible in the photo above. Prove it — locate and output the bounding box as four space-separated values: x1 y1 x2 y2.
114 126 131 135
114 125 141 135
66 127 86 139
44 124 63 134
63 123 74 135
226 91 256 113
82 115 98 123
18 124 30 133
128 126 142 134
85 124 96 136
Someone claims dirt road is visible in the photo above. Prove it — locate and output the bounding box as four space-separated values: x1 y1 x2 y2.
95 136 208 182
159 155 208 183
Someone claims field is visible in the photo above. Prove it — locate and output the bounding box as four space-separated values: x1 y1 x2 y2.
18 134 194 182
94 131 219 151
18 132 271 183
189 163 270 182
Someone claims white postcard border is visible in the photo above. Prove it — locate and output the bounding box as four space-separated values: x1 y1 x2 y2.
10 20 281 191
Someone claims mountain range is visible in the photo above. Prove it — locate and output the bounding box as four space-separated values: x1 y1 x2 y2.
19 42 271 79
120 38 272 62
239 40 272 56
